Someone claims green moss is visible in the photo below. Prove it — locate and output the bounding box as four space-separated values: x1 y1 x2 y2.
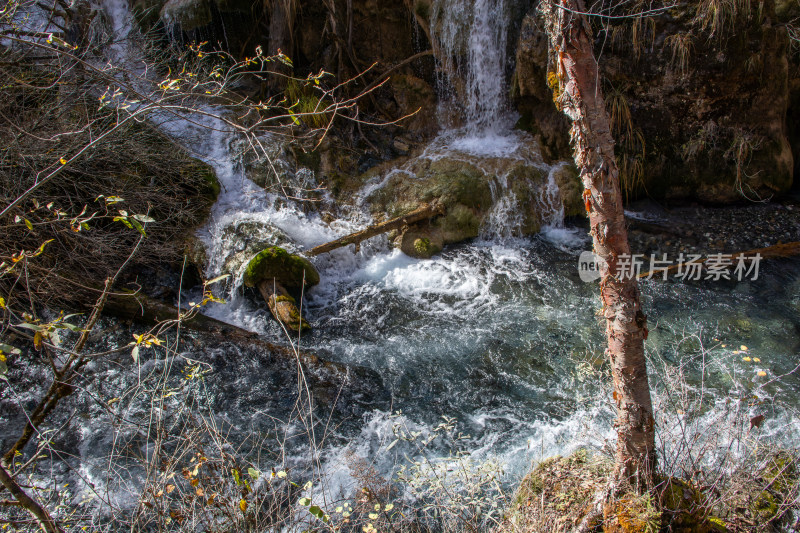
750 450 799 523
752 491 779 522
285 80 329 129
243 246 320 289
411 236 442 258
413 237 431 255
435 204 480 242
423 160 491 208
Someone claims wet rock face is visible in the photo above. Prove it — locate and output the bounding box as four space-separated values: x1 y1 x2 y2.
512 13 573 164
390 74 440 140
364 146 578 249
513 2 797 203
365 157 490 245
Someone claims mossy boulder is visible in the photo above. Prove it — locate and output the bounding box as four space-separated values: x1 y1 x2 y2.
399 229 443 259
502 450 611 532
243 247 320 290
657 477 727 532
365 157 492 245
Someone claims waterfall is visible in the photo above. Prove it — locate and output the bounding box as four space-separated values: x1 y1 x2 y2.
426 0 572 237
431 0 512 136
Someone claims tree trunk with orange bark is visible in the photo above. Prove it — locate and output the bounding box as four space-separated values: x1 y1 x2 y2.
540 0 656 492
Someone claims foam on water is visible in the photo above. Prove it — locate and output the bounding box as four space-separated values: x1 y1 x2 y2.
448 131 522 157
77 0 800 519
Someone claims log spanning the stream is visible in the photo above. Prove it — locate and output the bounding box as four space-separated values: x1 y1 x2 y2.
638 241 800 279
306 202 446 257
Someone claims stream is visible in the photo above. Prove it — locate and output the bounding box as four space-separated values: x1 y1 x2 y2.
83 0 800 515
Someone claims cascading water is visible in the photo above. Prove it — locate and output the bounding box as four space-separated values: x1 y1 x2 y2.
424 0 574 239
431 0 510 135
55 0 800 520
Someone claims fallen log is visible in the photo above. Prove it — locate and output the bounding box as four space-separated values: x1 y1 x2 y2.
306 202 445 257
257 280 310 333
638 241 800 279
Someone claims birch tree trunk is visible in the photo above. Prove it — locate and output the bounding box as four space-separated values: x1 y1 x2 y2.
540 0 656 491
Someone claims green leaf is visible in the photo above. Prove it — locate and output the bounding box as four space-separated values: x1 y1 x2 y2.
308 505 324 519
17 323 44 332
113 216 134 230
24 219 33 230
298 497 311 506
0 344 21 355
232 469 241 485
130 218 147 237
33 239 54 256
247 467 260 481
289 113 300 126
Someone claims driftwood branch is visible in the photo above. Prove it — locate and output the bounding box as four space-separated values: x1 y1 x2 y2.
306 202 445 257
0 464 62 533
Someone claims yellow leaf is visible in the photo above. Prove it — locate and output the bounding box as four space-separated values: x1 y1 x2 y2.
753 357 761 362
239 499 247 512
740 345 748 351
166 484 175 494
743 357 751 362
0 296 5 309
59 157 67 165
757 371 767 377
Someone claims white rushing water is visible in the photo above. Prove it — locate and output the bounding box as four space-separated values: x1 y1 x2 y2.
85 0 800 522
94 0 605 507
